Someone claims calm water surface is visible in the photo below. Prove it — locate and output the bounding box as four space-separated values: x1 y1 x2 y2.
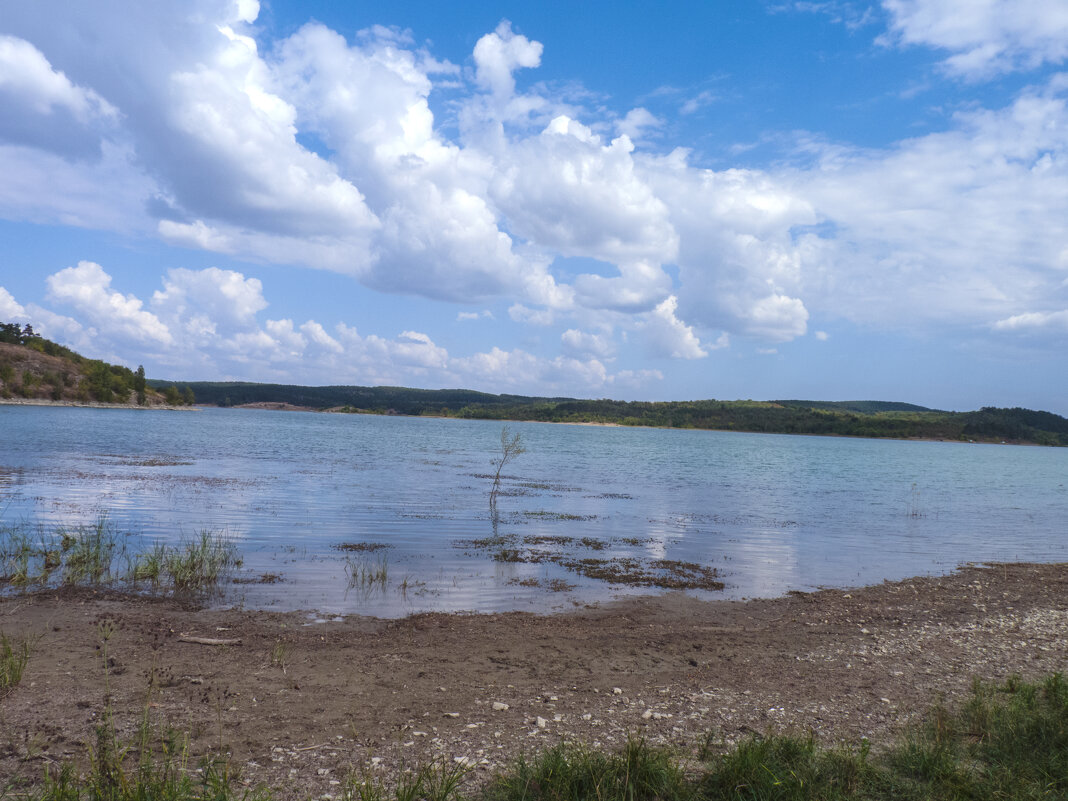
1 405 1065 616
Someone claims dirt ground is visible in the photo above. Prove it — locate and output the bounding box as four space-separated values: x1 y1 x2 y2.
2 562 1066 798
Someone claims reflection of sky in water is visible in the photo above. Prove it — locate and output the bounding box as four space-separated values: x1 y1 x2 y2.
2 405 1067 616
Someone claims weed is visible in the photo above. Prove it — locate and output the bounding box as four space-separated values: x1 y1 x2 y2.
0 631 30 696
346 554 389 591
341 758 468 801
270 639 289 673
485 738 685 801
163 530 240 591
128 540 167 583
64 517 121 584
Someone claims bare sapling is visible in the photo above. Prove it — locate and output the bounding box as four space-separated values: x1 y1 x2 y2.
489 426 526 521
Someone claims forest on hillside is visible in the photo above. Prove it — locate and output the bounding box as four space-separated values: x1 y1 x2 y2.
150 377 1068 446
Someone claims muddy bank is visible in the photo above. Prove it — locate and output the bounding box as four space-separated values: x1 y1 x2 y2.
1 562 1066 797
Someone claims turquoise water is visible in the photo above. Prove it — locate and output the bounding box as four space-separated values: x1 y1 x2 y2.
1 404 1065 615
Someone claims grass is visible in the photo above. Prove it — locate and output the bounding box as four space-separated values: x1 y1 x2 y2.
0 518 239 595
340 759 469 801
8 673 1068 799
0 631 30 697
158 531 240 591
345 554 390 591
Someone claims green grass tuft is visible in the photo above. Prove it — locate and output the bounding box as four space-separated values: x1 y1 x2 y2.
0 631 30 696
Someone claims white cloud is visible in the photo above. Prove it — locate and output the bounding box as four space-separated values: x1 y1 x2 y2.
0 35 117 158
561 328 616 359
882 0 1068 78
152 267 267 327
46 261 172 347
797 77 1068 329
814 330 830 341
992 309 1068 332
639 295 709 359
616 107 662 140
472 21 543 98
457 310 494 321
0 35 113 120
491 116 678 271
680 90 716 115
0 287 27 319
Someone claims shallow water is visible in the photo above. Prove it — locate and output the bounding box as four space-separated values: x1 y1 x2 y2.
1 405 1065 615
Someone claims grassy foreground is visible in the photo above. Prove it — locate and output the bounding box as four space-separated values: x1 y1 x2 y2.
3 668 1065 800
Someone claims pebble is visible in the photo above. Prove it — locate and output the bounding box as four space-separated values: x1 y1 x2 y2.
536 716 548 729
492 702 509 711
443 712 460 718
612 687 623 695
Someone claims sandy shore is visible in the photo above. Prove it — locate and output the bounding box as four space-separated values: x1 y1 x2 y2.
2 562 1066 796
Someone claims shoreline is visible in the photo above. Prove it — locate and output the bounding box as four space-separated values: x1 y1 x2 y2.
0 397 196 411
3 561 1066 797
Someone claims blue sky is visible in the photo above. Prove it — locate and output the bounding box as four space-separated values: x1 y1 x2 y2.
1 0 1067 413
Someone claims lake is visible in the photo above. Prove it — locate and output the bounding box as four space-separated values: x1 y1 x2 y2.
1 404 1065 616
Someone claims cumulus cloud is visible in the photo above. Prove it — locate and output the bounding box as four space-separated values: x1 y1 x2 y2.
881 0 1068 78
561 328 615 359
152 267 267 327
616 107 662 140
0 34 117 158
46 261 172 347
457 310 494 321
25 261 658 395
0 287 27 319
639 296 710 359
472 21 543 98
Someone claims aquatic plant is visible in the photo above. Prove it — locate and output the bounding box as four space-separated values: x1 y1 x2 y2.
162 531 240 590
345 554 389 591
62 517 121 584
0 519 239 595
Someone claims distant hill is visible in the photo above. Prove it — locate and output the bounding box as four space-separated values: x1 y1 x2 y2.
773 399 935 413
0 321 192 407
148 377 1068 446
145 380 573 415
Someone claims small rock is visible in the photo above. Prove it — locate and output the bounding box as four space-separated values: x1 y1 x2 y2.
582 713 592 721
444 712 460 718
641 709 653 720
612 687 623 695
317 768 331 777
492 702 509 711
536 716 548 729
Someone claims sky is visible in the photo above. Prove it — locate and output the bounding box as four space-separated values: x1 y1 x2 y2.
1 1 1067 413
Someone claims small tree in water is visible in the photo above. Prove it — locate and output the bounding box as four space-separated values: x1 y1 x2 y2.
489 426 525 520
